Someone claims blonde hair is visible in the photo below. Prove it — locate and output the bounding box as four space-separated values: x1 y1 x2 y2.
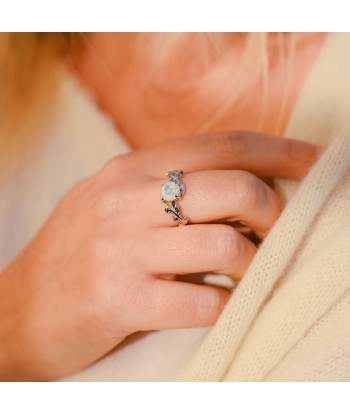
0 32 297 184
0 33 82 184
132 33 297 132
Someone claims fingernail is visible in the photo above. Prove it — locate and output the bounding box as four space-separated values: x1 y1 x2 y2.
315 146 325 160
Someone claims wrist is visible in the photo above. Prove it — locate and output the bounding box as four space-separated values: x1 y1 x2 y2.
0 262 49 381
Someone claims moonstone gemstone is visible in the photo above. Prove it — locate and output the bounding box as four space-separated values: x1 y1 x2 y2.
161 181 181 201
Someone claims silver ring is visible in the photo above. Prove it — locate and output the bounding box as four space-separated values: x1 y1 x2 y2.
160 170 188 225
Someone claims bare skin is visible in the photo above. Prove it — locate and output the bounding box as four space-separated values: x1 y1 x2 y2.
0 34 326 380
75 33 328 148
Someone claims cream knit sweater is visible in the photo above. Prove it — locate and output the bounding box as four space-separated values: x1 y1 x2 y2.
1 33 349 382
176 32 350 381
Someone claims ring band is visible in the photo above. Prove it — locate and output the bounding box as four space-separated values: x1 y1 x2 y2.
160 170 188 225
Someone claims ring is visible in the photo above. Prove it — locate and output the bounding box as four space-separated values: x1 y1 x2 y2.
160 170 188 225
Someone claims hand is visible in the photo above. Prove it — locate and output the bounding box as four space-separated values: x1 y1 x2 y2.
0 130 321 380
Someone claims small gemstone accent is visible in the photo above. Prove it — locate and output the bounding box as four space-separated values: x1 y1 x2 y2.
168 170 183 180
161 181 181 201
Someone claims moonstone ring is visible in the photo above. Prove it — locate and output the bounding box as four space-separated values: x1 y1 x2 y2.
160 170 188 225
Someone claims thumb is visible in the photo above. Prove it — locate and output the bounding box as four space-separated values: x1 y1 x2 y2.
138 279 231 331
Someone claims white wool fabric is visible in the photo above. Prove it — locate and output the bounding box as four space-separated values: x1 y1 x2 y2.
2 33 350 382
176 33 350 381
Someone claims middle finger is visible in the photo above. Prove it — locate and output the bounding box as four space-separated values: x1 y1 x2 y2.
147 170 284 239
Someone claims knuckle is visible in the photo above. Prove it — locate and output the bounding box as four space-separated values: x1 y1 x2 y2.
211 131 242 159
59 177 96 210
212 226 241 262
195 290 223 323
92 187 132 220
194 287 231 327
98 154 130 181
235 171 260 211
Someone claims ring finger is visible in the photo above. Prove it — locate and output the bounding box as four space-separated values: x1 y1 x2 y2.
150 170 284 239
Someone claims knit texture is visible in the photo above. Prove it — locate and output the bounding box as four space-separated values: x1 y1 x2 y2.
176 33 350 381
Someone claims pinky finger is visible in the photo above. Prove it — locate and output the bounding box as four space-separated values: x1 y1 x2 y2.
138 279 231 331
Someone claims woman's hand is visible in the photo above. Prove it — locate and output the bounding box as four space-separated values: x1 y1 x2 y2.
0 131 322 380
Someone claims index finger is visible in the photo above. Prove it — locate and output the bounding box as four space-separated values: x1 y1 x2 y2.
133 130 322 180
